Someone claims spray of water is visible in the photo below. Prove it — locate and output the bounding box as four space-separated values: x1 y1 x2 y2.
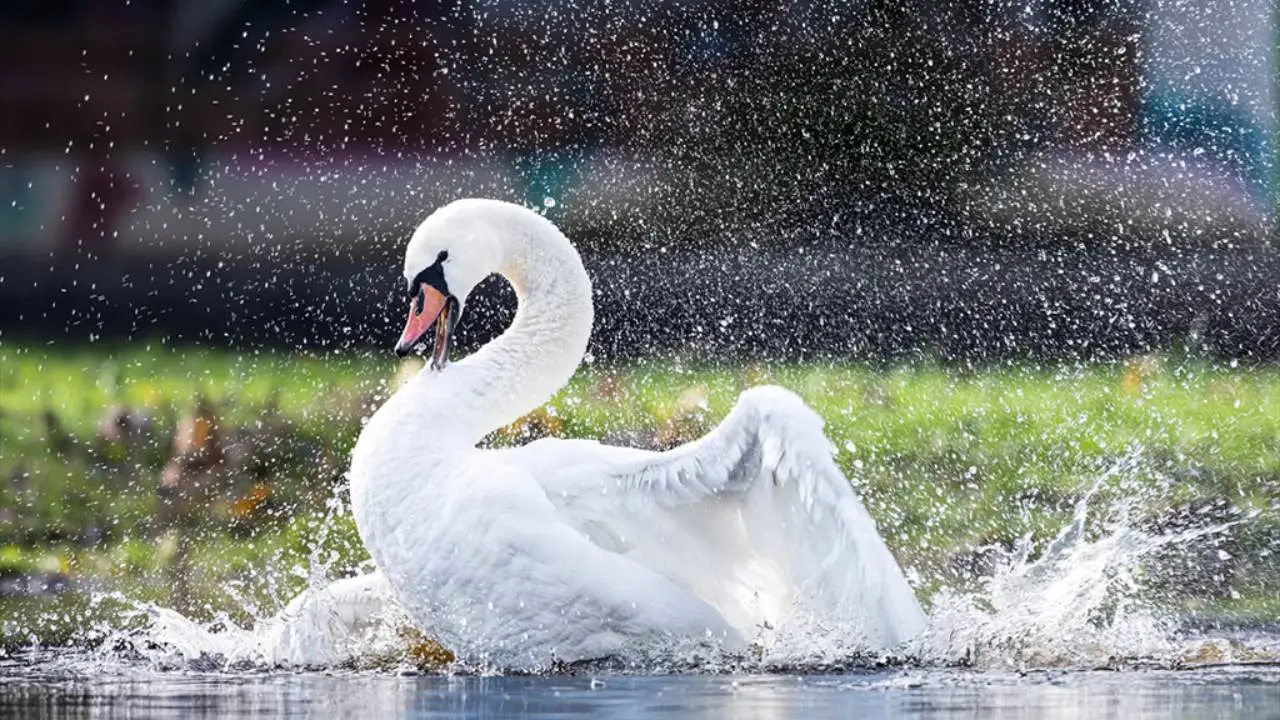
84 485 412 671
921 455 1241 670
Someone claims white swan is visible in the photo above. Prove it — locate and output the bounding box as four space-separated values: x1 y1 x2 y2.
346 198 926 670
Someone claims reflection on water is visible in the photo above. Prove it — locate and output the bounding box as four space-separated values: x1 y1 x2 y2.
1 665 1278 719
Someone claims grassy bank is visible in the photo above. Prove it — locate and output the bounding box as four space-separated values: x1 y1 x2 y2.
1 341 1279 644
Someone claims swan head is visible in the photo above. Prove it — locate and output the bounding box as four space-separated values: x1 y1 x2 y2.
395 202 505 366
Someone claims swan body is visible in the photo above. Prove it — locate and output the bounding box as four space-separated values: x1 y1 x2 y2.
348 199 926 669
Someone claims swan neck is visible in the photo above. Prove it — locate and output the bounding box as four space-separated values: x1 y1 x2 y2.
423 210 592 442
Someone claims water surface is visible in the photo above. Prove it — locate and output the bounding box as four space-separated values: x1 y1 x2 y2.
3 661 1279 719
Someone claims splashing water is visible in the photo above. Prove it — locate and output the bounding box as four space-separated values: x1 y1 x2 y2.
25 452 1276 675
921 456 1243 670
93 488 415 671
124 572 407 670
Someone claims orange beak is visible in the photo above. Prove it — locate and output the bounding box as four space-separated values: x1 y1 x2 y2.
396 283 449 359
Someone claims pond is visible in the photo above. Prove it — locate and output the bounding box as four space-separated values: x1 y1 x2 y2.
3 659 1279 719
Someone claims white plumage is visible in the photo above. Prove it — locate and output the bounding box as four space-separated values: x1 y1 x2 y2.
343 199 926 670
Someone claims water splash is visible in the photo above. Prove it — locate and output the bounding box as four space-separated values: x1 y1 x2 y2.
89 484 418 671
920 452 1247 670
125 570 407 670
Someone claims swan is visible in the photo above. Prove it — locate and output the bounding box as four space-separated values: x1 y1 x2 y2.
346 198 927 670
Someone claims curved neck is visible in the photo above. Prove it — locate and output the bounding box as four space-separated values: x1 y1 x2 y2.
408 208 592 444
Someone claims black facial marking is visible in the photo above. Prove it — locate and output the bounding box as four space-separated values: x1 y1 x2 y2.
408 255 450 298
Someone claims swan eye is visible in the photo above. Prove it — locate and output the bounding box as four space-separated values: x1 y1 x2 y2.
437 250 448 263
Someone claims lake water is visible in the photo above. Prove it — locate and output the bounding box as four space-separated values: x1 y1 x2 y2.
3 660 1280 719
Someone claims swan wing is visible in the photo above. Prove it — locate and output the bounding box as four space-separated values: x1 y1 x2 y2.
518 385 926 652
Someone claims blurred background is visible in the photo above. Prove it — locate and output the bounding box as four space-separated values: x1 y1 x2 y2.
0 0 1279 643
0 0 1275 360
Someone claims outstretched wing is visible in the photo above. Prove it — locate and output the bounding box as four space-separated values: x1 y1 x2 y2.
518 385 927 651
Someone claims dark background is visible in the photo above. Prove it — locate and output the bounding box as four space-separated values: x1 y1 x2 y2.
0 0 1275 361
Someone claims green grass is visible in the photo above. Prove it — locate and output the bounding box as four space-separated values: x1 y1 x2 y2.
1 341 1279 646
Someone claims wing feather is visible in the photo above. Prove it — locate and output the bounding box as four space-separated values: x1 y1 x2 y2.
516 385 927 652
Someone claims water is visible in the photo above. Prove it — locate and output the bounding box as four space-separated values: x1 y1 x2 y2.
2 663 1279 719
